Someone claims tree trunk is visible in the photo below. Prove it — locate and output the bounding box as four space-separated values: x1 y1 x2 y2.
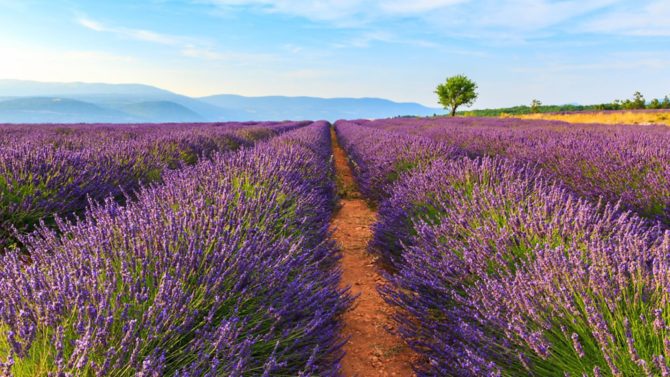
450 107 457 117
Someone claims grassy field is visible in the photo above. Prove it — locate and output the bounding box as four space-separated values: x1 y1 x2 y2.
514 110 670 125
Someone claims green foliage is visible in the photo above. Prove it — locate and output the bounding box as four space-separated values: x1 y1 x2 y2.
458 91 670 116
648 98 662 110
663 96 670 109
530 99 542 113
459 104 597 117
620 91 646 110
435 75 478 117
633 91 646 109
593 100 623 111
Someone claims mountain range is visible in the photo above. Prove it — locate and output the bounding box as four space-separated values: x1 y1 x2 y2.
0 80 442 123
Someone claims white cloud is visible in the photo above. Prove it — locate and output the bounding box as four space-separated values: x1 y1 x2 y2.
0 42 138 82
334 31 393 48
77 17 182 45
282 44 303 53
379 0 467 14
0 0 26 11
61 50 137 63
76 16 277 64
78 18 106 32
468 0 620 31
204 0 464 25
333 31 439 49
281 68 335 79
201 0 670 40
580 1 670 36
514 57 670 74
180 45 277 63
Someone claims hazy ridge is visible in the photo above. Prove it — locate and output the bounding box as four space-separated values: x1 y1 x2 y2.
0 80 441 123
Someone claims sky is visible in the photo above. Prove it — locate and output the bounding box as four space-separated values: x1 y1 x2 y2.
0 0 669 108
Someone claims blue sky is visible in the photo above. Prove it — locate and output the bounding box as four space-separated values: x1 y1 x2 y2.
0 0 669 108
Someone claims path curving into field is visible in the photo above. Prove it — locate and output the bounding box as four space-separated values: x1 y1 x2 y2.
330 127 416 377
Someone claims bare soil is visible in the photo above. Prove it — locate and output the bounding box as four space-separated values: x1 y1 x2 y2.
330 128 416 377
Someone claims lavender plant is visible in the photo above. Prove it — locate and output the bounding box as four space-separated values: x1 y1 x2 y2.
337 121 670 375
0 122 349 375
383 156 670 376
361 117 670 225
334 120 461 204
0 121 306 248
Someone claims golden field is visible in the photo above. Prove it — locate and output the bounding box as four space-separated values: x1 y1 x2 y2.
514 110 670 126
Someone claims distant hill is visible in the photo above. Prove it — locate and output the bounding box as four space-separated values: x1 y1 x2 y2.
0 79 442 122
0 80 236 121
199 94 439 121
120 101 203 122
0 97 136 123
0 80 171 98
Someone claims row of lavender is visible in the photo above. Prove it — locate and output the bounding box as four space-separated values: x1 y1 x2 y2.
0 121 349 376
357 117 670 225
335 120 670 376
0 121 307 248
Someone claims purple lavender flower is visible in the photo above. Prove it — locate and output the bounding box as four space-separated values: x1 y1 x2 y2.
336 119 670 376
0 121 349 376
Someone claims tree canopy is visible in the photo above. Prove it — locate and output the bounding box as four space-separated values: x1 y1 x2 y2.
435 75 478 116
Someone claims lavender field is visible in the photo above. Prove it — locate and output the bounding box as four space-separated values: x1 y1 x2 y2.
0 121 349 375
1 117 670 376
4 0 668 374
337 118 670 376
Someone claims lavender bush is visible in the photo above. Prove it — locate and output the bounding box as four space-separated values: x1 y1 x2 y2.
334 120 460 204
0 121 306 248
361 117 670 225
384 156 670 376
0 121 349 375
337 121 670 376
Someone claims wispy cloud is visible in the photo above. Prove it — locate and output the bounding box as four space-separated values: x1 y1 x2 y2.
77 17 184 45
76 16 277 64
282 44 303 54
512 50 670 74
0 41 138 82
333 31 439 49
201 0 670 41
579 1 670 36
333 31 393 48
379 0 467 14
180 45 277 63
0 0 27 11
202 0 465 26
281 68 335 79
62 50 137 63
462 0 619 31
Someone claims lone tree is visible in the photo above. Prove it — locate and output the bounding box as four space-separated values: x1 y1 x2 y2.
435 75 478 116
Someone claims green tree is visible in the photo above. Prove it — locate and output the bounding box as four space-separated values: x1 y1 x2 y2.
662 96 670 109
631 91 646 109
530 99 542 113
435 75 478 116
649 98 662 109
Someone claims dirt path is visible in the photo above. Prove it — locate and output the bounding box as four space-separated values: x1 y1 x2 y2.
330 127 415 377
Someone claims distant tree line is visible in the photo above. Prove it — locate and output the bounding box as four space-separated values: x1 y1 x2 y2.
599 91 670 110
459 91 670 116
